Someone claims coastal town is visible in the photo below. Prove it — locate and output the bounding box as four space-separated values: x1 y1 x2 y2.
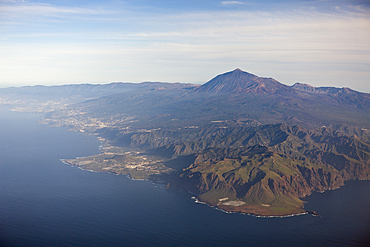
62 138 172 180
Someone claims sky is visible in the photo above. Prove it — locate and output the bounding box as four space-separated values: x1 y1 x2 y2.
1 0 369 92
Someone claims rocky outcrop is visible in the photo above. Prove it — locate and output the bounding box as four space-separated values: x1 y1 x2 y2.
296 165 344 192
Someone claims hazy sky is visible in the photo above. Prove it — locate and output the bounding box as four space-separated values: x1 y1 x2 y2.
1 0 369 92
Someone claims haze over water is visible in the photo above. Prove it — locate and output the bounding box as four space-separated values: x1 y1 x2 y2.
0 107 369 247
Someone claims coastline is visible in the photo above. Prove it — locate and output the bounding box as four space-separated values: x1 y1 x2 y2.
61 156 307 217
60 149 324 218
56 130 367 218
191 196 310 218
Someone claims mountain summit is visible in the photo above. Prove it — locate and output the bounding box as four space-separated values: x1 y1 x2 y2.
194 68 292 94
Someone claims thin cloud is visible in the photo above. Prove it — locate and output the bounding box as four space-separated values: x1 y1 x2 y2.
221 1 247 5
0 3 111 19
0 0 25 2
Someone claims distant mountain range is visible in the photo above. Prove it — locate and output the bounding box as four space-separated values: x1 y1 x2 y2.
1 69 369 216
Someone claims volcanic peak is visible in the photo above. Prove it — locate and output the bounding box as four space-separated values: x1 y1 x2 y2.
194 68 292 95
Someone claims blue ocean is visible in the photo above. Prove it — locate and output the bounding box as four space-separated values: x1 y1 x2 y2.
0 107 369 247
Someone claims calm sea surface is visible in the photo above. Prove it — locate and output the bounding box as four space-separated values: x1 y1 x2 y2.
0 107 369 247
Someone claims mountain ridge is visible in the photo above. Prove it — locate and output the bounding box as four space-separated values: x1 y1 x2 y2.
292 82 360 94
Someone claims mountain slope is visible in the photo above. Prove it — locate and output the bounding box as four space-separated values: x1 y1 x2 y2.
51 69 369 130
292 82 370 109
